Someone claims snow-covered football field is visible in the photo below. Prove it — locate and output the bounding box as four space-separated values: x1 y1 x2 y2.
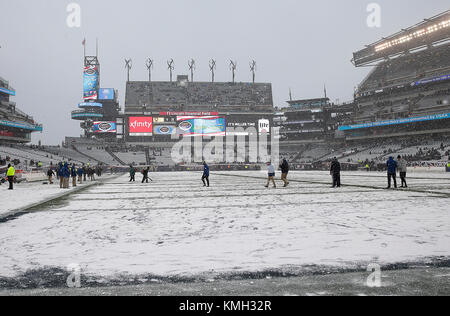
0 170 449 286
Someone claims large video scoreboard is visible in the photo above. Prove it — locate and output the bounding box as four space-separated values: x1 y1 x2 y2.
125 112 273 142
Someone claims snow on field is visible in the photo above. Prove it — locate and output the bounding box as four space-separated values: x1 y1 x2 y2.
0 178 98 216
0 171 449 279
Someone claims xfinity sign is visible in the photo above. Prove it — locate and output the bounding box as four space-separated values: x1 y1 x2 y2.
129 117 153 136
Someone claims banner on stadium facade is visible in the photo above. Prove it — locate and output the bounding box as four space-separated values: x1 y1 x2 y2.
0 87 15 96
227 122 256 128
0 119 43 132
414 74 450 86
338 113 450 131
78 102 103 108
129 117 153 136
160 111 219 116
93 122 117 133
83 66 99 101
258 119 270 134
154 125 176 135
177 116 225 136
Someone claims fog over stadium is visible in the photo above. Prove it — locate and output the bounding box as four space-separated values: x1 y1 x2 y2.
0 0 449 144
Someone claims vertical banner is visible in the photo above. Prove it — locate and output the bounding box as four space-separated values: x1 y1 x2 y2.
83 66 99 101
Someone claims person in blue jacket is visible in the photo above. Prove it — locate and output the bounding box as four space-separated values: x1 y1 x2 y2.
77 166 84 184
62 162 70 189
386 156 398 189
202 161 210 187
71 164 77 187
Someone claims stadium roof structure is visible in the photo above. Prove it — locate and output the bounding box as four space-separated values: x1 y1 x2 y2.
352 10 450 67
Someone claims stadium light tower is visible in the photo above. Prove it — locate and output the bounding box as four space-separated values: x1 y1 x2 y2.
250 60 257 83
125 59 133 82
230 60 237 84
167 59 175 82
146 58 154 82
188 59 196 82
209 59 217 83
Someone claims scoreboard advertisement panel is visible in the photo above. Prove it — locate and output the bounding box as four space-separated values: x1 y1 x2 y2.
176 116 226 137
129 117 153 136
93 122 117 133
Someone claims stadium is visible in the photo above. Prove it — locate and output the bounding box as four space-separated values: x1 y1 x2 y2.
3 10 449 171
0 6 449 297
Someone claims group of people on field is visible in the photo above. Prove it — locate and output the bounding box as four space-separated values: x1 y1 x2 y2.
264 155 410 189
129 166 153 183
122 154 414 190
386 155 408 189
46 163 102 189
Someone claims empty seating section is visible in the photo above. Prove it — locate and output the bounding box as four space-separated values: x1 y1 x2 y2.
115 151 147 166
359 44 450 93
125 81 273 111
0 145 68 167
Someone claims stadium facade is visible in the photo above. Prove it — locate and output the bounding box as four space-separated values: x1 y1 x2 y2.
71 58 275 145
278 10 450 145
65 10 449 169
341 9 450 141
0 75 42 144
120 76 274 143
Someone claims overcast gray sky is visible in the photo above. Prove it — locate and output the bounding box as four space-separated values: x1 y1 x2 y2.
0 0 448 144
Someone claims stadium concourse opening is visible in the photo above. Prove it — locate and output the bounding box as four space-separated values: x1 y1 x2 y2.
0 6 450 298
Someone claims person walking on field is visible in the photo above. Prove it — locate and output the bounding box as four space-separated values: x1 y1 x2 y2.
129 166 136 182
265 162 276 188
330 157 341 188
202 161 210 187
280 158 290 187
142 167 152 183
386 156 398 189
397 155 408 188
6 164 15 190
47 168 55 184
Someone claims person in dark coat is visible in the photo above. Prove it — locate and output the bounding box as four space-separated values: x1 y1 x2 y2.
202 161 210 187
280 159 290 187
386 156 398 189
82 164 87 181
47 168 55 184
141 167 151 183
129 166 136 182
330 157 341 188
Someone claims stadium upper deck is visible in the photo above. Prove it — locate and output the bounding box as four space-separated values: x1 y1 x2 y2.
124 75 273 113
0 76 42 143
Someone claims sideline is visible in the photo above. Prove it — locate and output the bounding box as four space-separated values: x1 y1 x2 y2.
0 175 122 223
1 267 449 296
